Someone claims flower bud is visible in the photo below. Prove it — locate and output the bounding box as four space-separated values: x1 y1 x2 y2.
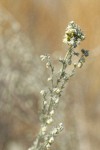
46 118 53 124
49 137 54 144
77 62 83 68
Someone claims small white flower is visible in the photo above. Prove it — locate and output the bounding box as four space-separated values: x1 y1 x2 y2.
59 123 63 129
40 90 45 95
59 123 63 126
49 137 54 143
40 54 50 61
59 57 64 63
46 144 51 149
69 20 74 24
68 39 75 45
50 110 54 115
41 126 47 135
51 123 63 136
55 98 59 103
41 126 47 132
52 128 58 135
56 88 61 94
77 62 83 68
46 62 50 68
66 28 76 34
53 88 61 94
28 148 33 150
46 118 53 124
57 123 64 132
47 77 52 81
40 55 47 61
73 63 77 67
62 37 67 44
43 101 47 105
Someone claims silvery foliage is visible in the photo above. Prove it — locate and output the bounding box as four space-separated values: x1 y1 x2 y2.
28 21 89 150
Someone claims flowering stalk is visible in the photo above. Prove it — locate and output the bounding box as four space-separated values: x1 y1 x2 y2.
28 21 89 150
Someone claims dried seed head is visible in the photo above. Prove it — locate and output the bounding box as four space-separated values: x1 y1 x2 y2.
81 49 89 57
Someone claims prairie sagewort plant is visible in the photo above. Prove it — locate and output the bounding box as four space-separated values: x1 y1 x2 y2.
28 21 89 150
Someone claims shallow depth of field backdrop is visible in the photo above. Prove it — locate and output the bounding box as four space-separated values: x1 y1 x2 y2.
0 0 100 150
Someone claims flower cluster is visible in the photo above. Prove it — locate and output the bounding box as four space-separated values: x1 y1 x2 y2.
63 21 85 47
45 123 63 150
40 54 50 61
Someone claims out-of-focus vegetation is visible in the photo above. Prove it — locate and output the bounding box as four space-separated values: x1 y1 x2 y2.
0 1 100 150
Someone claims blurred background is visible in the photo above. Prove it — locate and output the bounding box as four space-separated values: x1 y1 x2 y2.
0 0 100 150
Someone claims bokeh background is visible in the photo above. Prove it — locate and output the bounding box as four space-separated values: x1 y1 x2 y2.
0 0 100 150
